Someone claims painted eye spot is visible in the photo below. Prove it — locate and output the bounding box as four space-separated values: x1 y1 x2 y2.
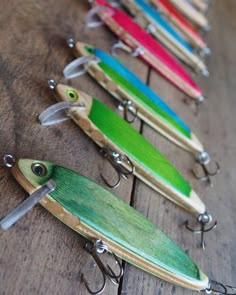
66 89 79 101
85 45 94 54
31 163 47 177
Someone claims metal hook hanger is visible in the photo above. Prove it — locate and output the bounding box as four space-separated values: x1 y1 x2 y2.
184 212 217 249
118 99 138 123
81 239 123 295
203 280 236 294
111 40 145 57
192 151 220 186
100 148 134 188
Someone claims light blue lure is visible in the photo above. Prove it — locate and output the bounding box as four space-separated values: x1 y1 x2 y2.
133 0 194 53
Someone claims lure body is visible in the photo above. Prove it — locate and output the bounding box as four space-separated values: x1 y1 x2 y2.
11 158 209 290
121 0 207 74
50 83 206 216
90 0 204 101
147 0 208 52
169 0 209 29
188 0 208 13
71 41 204 155
189 0 209 13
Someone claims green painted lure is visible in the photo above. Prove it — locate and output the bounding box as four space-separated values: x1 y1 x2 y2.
38 80 217 246
0 156 233 294
63 40 219 183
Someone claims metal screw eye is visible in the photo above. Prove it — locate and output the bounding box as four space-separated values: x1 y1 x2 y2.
3 154 15 168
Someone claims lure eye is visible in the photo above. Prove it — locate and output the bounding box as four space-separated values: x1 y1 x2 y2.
66 89 79 101
85 45 94 54
31 163 47 177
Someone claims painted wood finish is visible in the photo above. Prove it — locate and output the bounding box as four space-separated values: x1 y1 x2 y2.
1 2 236 294
11 158 209 291
169 0 209 29
91 0 203 101
121 0 207 74
189 0 208 13
148 0 208 50
53 83 206 215
73 41 204 155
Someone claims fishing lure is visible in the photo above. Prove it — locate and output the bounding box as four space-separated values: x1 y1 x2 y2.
188 0 209 13
120 0 208 75
63 39 219 183
86 0 205 102
0 155 235 295
147 0 210 55
39 80 217 247
169 0 210 30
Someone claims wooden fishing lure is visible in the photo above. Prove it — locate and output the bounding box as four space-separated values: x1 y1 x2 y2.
87 0 205 102
64 40 206 158
39 81 217 233
188 0 209 13
120 0 208 75
1 156 234 294
147 0 210 54
0 156 209 291
169 0 210 30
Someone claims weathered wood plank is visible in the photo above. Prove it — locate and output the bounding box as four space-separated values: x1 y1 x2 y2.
0 1 236 295
120 1 236 294
0 1 146 294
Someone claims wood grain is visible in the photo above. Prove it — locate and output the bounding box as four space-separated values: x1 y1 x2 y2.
0 1 236 295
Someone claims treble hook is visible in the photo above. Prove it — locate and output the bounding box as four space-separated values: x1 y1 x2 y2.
192 151 220 186
204 280 236 294
81 240 123 295
118 99 138 123
100 148 134 188
184 212 217 249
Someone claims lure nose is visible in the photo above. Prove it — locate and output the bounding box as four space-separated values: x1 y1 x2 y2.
54 84 92 114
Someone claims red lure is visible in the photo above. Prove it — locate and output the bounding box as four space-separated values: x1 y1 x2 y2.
153 0 208 52
91 0 204 102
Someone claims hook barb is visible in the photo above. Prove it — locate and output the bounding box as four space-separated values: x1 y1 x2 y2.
100 148 134 188
184 212 217 249
204 280 236 294
192 152 220 185
81 240 123 294
118 100 138 123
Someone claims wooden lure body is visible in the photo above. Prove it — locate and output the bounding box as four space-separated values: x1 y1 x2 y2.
11 158 209 291
71 41 204 155
51 83 206 216
90 0 204 101
188 0 208 13
169 0 209 30
121 0 208 74
147 0 209 52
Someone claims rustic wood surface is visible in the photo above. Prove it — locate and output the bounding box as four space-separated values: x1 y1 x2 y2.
0 1 235 294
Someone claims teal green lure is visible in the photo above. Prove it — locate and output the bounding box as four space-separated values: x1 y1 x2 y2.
52 83 206 216
70 42 204 155
12 158 209 290
89 98 191 196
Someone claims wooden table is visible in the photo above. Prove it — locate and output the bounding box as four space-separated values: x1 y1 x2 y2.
0 1 235 294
